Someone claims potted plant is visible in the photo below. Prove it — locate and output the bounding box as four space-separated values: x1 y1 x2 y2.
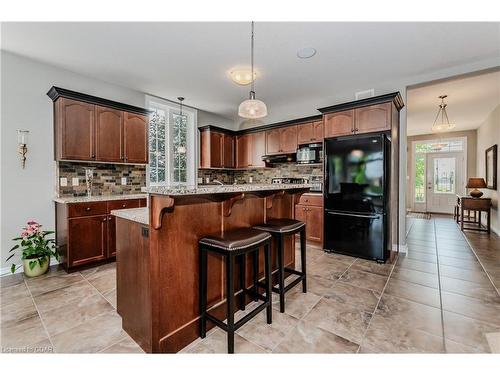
7 220 59 277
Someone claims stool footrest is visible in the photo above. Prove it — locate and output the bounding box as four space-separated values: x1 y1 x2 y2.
205 300 269 332
284 268 303 276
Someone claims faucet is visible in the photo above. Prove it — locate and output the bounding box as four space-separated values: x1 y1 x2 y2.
212 179 224 186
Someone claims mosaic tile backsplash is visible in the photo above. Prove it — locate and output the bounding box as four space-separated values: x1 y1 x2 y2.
198 163 323 184
58 162 146 197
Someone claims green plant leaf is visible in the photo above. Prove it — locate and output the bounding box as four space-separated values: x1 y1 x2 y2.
6 253 15 262
11 264 16 274
29 260 36 270
9 244 20 252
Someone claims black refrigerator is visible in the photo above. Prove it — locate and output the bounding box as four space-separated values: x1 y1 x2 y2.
324 133 390 262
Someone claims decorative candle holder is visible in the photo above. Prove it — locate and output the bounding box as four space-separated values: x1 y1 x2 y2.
83 167 95 198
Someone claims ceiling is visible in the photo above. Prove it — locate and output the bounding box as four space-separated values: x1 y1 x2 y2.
2 22 500 128
407 69 500 136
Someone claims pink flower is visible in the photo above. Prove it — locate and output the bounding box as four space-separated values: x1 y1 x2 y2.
27 219 38 226
21 230 29 238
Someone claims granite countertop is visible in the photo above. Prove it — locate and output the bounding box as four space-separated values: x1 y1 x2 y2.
111 207 149 225
53 193 148 204
142 183 312 196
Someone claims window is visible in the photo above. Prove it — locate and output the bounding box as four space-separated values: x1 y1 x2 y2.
146 97 197 187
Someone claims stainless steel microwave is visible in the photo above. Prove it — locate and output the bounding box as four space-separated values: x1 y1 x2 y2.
296 143 322 164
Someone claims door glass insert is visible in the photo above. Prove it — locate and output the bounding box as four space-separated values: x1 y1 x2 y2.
433 157 455 194
414 154 425 202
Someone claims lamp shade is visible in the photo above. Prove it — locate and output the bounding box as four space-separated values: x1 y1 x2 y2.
238 98 268 119
466 178 487 189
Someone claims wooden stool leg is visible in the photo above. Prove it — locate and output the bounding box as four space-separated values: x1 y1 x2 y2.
300 227 307 293
478 211 482 227
461 205 464 231
276 235 285 313
252 250 259 302
264 243 272 325
199 247 208 338
239 255 246 311
226 253 235 354
487 210 491 234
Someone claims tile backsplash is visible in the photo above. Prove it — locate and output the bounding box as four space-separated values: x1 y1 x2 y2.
198 163 322 185
58 162 146 197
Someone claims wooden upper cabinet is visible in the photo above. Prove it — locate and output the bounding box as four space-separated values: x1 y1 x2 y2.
222 134 235 168
355 103 391 134
249 131 265 167
324 109 354 138
236 134 250 168
58 98 95 161
298 121 323 144
265 128 281 154
95 106 123 162
123 112 148 164
281 126 298 153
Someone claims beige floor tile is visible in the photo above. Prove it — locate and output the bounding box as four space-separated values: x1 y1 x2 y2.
0 273 25 289
339 269 388 293
391 266 439 288
273 320 359 353
438 255 482 271
445 339 484 353
99 335 145 353
360 315 444 353
236 309 299 351
405 251 437 263
271 287 321 319
32 280 101 314
1 314 50 348
84 268 116 294
439 275 499 301
375 294 443 336
307 275 337 298
324 282 380 313
485 332 500 353
320 252 357 266
384 278 441 308
25 271 84 297
1 296 38 323
80 262 116 277
103 288 117 309
51 311 127 353
0 282 31 303
184 328 267 354
439 264 492 285
441 291 500 326
442 310 499 352
40 293 114 336
302 297 372 344
396 257 438 274
350 258 394 276
307 259 351 280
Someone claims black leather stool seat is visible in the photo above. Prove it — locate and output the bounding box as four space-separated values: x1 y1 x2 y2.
199 228 271 252
253 219 305 234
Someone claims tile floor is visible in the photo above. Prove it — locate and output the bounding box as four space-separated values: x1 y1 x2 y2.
2 216 499 353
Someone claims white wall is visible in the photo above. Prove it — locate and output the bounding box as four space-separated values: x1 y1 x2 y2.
0 51 233 272
476 104 500 234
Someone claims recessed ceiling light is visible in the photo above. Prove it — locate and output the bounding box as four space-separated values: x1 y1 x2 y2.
229 68 258 85
297 47 316 59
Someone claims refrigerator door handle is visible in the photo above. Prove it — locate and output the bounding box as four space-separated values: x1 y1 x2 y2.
326 211 381 220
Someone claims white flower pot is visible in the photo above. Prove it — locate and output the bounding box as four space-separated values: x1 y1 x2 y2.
23 256 50 278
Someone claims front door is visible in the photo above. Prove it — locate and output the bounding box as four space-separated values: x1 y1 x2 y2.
426 152 464 214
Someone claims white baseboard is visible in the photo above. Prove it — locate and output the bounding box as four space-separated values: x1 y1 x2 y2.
1 257 60 277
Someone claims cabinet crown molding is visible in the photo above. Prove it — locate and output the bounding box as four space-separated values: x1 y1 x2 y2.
47 86 151 115
317 92 404 114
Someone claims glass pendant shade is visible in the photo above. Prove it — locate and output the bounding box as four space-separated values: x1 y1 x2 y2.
431 95 455 132
238 92 268 119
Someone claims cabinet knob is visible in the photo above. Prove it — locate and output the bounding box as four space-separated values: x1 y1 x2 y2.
103 218 107 222
91 154 96 158
85 207 91 211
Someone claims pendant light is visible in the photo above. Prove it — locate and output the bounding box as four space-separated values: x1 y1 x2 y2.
176 97 187 155
238 21 268 119
431 95 455 132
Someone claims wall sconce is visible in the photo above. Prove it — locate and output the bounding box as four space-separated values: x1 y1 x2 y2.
17 130 29 168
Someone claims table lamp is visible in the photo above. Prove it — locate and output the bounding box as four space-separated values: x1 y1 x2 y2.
466 178 486 198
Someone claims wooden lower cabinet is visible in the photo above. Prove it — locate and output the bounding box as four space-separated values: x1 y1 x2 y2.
295 194 323 244
56 198 146 270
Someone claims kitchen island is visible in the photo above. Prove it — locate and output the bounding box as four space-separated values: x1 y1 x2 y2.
113 184 310 353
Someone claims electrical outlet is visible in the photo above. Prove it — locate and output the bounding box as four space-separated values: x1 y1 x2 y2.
197 177 203 184
249 177 253 184
71 177 79 186
205 177 210 184
121 177 127 185
60 177 68 187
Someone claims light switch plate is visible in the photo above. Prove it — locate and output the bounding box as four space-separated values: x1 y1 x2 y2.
121 177 127 185
60 177 68 187
71 177 79 186
197 177 203 184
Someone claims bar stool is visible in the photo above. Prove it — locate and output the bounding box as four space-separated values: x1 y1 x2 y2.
253 219 306 313
199 228 272 354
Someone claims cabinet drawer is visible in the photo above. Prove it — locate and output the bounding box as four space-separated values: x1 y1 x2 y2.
298 194 323 207
68 201 108 218
107 199 142 211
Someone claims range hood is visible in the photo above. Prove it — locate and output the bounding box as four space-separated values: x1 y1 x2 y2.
262 153 296 165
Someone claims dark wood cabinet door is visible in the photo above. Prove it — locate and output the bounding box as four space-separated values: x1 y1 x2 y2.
250 131 266 167
355 103 391 134
280 126 298 153
265 129 281 154
222 134 235 168
307 206 323 243
236 134 250 168
59 98 95 160
297 122 314 144
294 204 307 224
68 215 107 267
124 112 148 164
95 106 123 162
107 215 117 258
209 132 223 168
324 110 354 138
313 120 324 141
